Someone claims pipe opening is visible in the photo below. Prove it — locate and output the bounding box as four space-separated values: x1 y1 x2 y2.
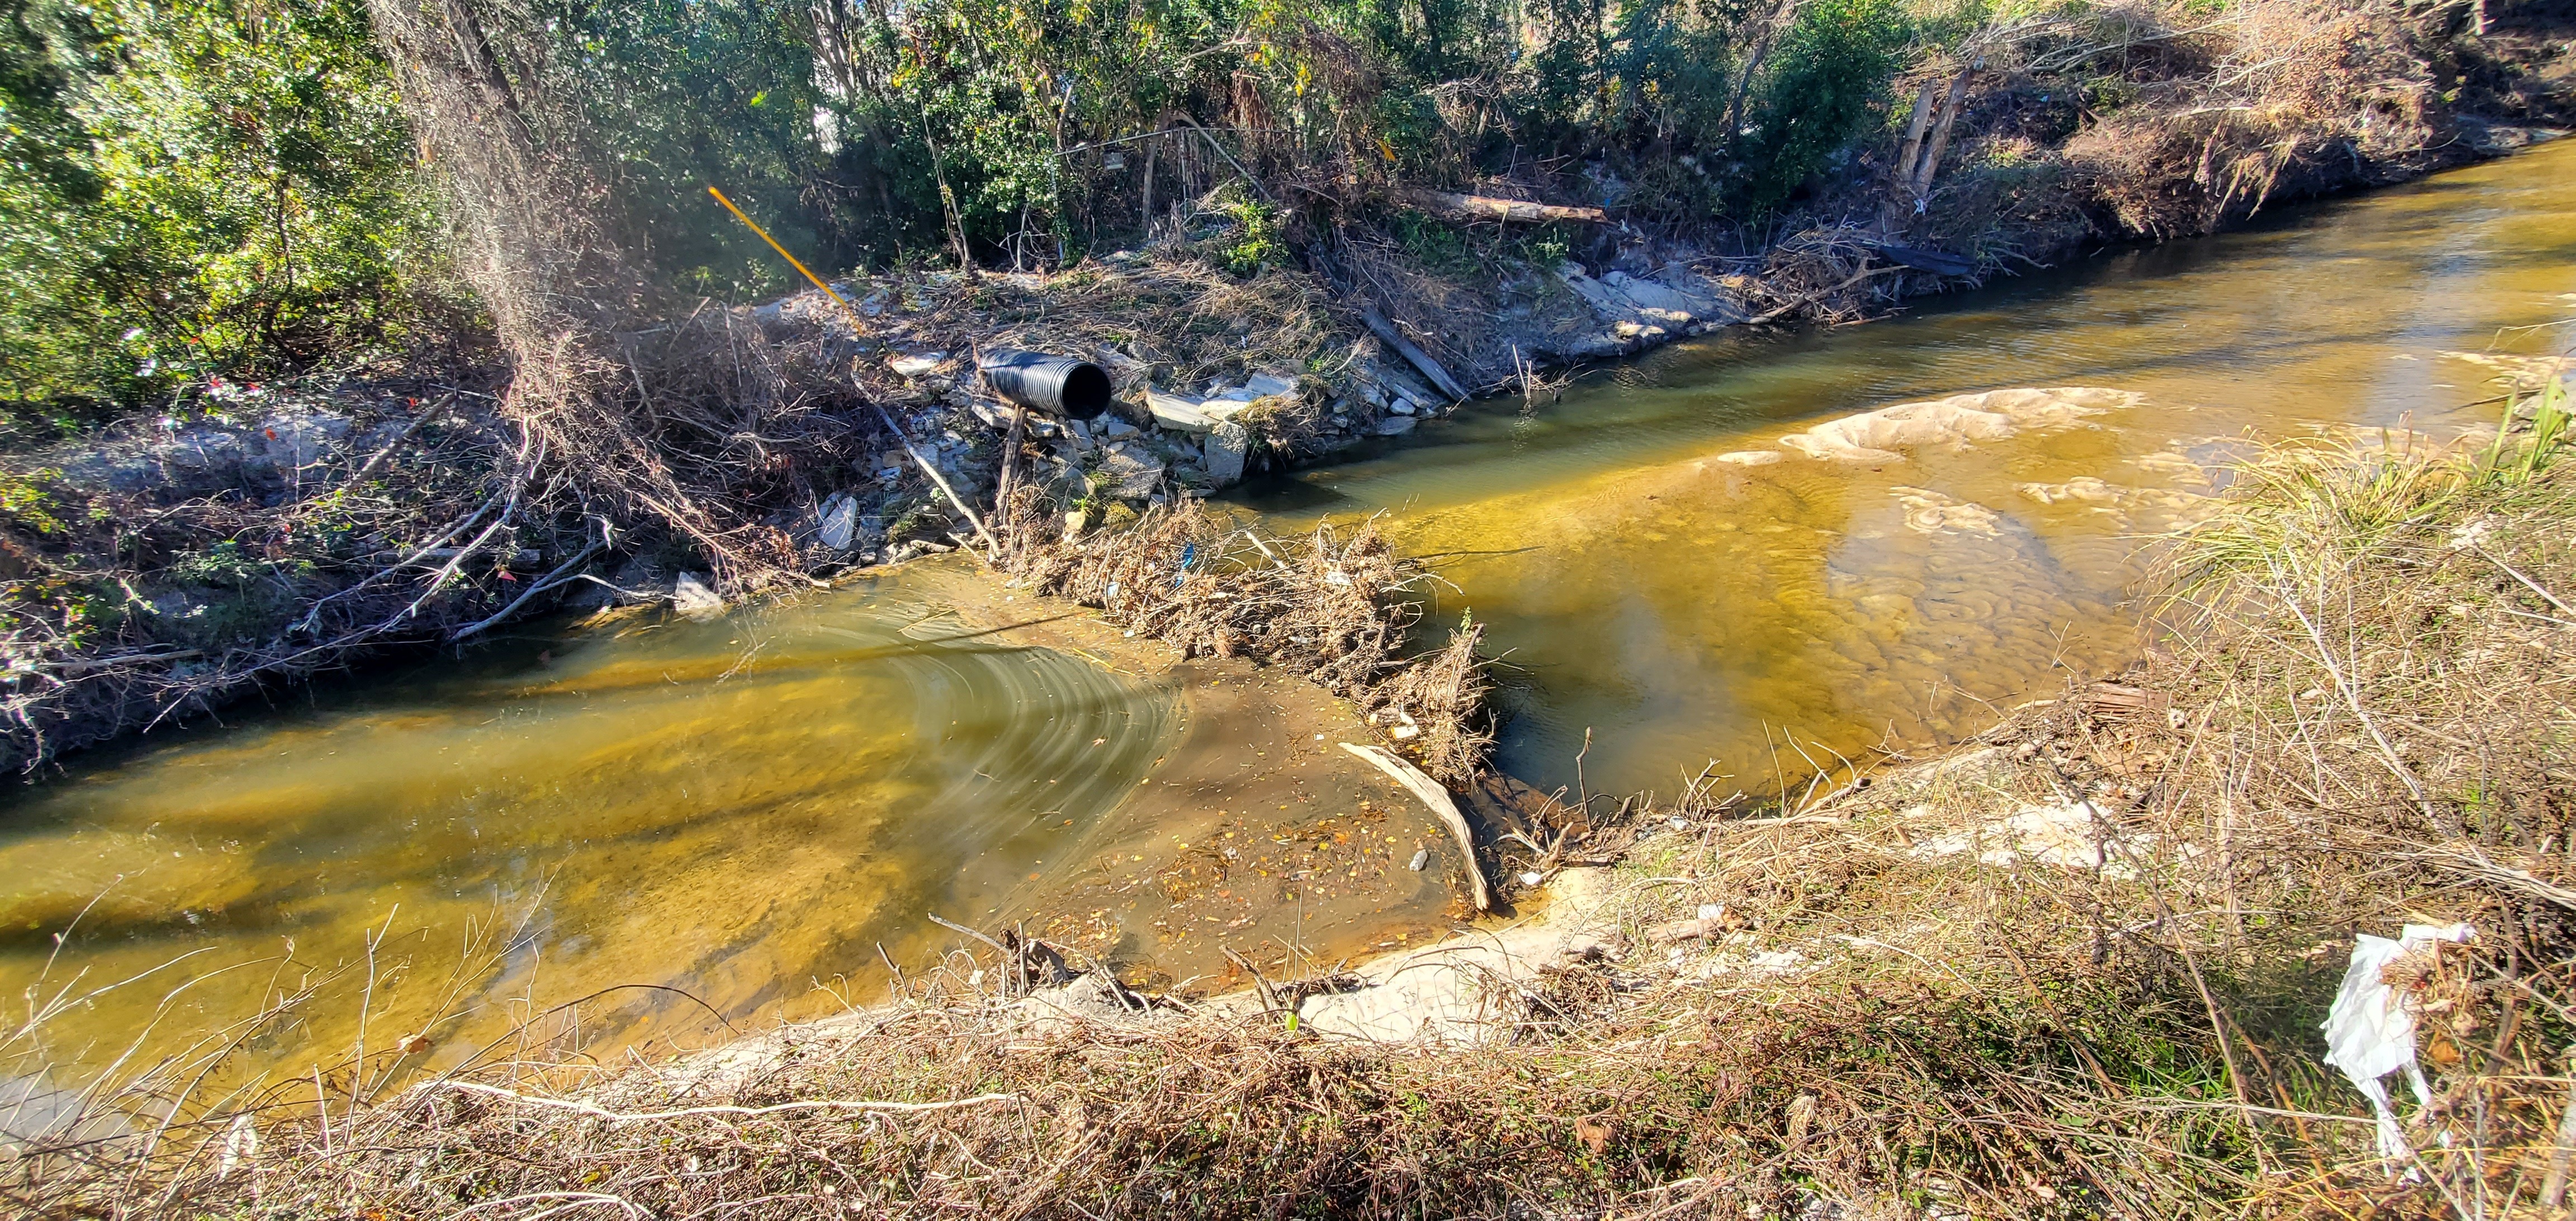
979 349 1114 421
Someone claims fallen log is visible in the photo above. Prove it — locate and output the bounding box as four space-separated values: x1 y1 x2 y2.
1340 742 1491 910
1400 189 1608 226
1867 242 1976 278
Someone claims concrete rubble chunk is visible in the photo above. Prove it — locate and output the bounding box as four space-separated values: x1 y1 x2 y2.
1031 453 1079 495
1242 371 1298 399
1145 390 1220 434
1096 442 1165 498
1566 331 1628 359
252 413 350 474
1207 372 1296 404
1558 263 1636 319
1373 365 1438 405
1678 269 1746 321
1604 269 1717 320
1374 416 1418 437
1559 262 1751 332
1204 421 1250 485
670 572 725 621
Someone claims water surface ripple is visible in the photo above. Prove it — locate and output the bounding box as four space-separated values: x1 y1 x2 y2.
1 567 1175 1079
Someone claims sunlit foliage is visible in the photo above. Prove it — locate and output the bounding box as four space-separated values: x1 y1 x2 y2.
1 0 451 428
2 0 1928 422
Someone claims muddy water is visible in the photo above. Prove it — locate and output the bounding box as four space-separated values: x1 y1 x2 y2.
0 562 1456 1091
0 565 1187 1081
1246 139 2576 798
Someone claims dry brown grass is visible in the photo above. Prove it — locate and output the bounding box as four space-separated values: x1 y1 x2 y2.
0 878 2266 1220
1772 391 2576 1213
2051 0 2446 238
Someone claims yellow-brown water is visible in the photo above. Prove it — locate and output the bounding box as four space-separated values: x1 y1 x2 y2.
1243 139 2576 798
1 560 1467 1100
6 141 2573 1102
0 565 1188 1086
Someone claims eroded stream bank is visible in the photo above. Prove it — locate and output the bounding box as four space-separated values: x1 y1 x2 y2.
7 138 2575 1094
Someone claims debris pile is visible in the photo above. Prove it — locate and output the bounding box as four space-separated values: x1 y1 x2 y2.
998 498 1491 783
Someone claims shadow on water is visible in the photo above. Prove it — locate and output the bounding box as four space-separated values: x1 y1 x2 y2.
0 564 1184 1086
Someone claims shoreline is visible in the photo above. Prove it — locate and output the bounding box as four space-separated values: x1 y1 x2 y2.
4 0 2572 777
6 127 2561 780
13 287 2576 1221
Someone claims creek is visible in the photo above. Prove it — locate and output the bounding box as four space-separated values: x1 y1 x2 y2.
1247 138 2576 798
5 139 2573 1092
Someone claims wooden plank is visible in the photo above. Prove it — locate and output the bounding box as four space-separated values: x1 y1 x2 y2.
1358 305 1469 404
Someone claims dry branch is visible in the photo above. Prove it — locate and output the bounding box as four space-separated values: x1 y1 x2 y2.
1339 741 1491 910
1358 305 1467 403
416 1079 1022 1123
1396 189 1608 225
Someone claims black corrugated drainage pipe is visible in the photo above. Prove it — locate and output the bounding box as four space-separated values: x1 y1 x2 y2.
977 349 1113 420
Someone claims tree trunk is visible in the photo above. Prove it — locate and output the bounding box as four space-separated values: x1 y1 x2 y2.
1139 133 1157 239
1721 0 1798 153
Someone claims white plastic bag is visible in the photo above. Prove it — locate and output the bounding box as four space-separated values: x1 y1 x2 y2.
2319 922 2475 1166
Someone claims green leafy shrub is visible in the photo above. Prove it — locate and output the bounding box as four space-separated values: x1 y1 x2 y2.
2 0 1936 434
0 468 68 536
1 0 462 430
1207 191 1286 276
1391 208 1478 274
1730 0 1912 215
